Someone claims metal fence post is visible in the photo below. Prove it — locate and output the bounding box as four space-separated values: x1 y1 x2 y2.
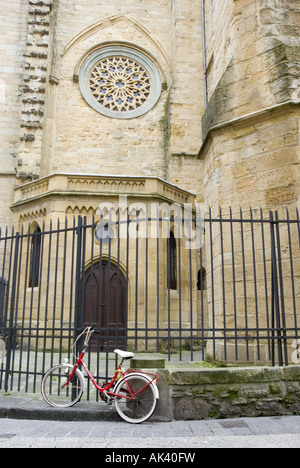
275 211 288 365
74 216 83 354
4 233 20 392
269 211 283 367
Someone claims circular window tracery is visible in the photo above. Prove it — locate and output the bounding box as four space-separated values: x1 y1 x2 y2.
79 45 162 119
89 56 152 113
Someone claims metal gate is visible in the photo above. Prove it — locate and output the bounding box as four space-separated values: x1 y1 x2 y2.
0 208 299 399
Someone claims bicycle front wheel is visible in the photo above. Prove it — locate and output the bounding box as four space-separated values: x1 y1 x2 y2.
41 364 84 408
114 374 158 424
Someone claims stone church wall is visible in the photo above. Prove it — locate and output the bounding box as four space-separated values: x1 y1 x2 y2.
199 0 300 215
0 0 29 226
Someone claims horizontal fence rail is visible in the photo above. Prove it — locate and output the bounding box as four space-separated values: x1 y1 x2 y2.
0 207 299 399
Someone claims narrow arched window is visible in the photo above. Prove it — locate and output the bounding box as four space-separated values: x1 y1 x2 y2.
197 268 207 291
167 231 177 290
29 224 41 287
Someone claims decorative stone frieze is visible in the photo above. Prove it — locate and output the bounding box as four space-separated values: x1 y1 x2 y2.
11 173 196 223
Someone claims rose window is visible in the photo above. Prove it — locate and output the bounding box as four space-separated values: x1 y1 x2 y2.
79 45 162 119
89 56 152 113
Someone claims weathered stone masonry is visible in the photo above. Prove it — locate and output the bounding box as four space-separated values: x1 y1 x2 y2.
155 366 300 421
18 0 53 182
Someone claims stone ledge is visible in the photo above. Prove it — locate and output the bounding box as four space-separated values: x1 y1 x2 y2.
157 365 300 420
11 173 195 210
198 99 300 160
167 366 283 386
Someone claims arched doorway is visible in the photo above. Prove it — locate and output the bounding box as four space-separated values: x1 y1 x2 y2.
83 260 127 351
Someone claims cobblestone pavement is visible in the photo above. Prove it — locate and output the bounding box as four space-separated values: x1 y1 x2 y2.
1 416 300 448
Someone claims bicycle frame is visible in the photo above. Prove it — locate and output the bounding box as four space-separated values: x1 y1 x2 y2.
63 334 159 401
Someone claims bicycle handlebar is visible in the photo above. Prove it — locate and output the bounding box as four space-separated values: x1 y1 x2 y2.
82 326 101 347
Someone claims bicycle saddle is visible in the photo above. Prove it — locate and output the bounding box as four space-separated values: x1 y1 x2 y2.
114 349 134 360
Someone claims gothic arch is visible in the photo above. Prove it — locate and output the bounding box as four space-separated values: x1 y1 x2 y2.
63 14 171 72
83 258 127 351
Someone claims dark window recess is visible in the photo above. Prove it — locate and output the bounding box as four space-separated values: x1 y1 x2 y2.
29 225 41 288
168 231 177 290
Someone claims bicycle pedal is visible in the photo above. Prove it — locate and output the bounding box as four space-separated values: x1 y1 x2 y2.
106 399 113 406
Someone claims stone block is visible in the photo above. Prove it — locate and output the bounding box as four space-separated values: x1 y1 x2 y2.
130 358 165 369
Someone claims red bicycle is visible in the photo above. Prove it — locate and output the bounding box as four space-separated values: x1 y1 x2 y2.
41 326 159 424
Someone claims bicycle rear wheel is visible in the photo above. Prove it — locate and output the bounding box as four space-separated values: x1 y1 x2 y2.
114 374 158 424
41 364 84 408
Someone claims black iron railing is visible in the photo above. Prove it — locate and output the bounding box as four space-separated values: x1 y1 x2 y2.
0 207 299 398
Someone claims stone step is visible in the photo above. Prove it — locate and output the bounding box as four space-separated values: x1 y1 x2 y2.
130 357 165 369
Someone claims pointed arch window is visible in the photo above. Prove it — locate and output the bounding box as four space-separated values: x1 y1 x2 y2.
29 223 41 288
167 231 177 290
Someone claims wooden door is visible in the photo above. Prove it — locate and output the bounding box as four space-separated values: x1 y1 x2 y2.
83 261 126 351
